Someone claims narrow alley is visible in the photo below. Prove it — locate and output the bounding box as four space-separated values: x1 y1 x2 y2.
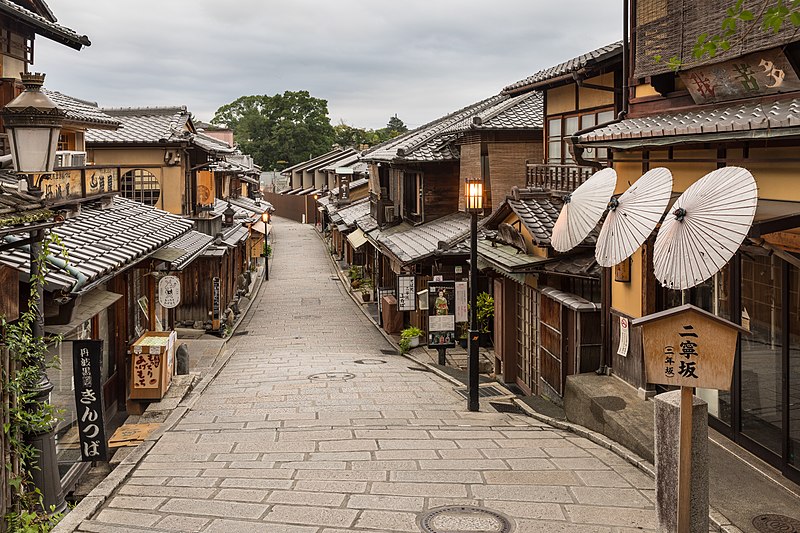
68 217 656 533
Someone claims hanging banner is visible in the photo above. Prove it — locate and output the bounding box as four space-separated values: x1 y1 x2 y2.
455 282 468 323
197 170 215 207
212 277 221 330
397 275 416 312
72 340 108 462
428 281 456 348
158 275 181 309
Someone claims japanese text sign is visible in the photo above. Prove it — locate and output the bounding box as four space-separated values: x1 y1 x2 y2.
72 340 108 462
397 275 416 312
633 305 747 390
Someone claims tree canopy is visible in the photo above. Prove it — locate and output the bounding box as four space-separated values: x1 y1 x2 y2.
331 115 409 150
212 91 335 169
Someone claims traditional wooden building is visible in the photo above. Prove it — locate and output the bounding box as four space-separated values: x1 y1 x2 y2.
574 1 800 483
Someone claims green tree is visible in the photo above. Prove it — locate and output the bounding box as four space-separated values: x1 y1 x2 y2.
212 91 335 169
385 114 408 135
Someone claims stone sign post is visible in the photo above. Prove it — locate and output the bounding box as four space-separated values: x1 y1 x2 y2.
633 304 746 533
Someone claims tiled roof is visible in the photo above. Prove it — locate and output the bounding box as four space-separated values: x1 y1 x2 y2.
86 107 191 144
363 95 509 162
504 42 623 93
355 214 378 233
507 194 563 246
281 148 357 175
230 196 273 216
445 91 543 133
333 198 370 229
43 90 120 129
539 252 600 279
377 212 472 265
320 153 360 171
163 230 213 270
578 97 800 147
0 0 89 50
477 239 549 272
0 196 192 293
0 174 53 232
193 132 234 154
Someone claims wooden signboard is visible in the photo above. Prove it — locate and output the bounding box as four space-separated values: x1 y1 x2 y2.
397 275 416 312
72 340 108 461
680 47 800 105
633 304 746 390
0 264 18 321
129 331 176 400
212 276 221 330
633 304 746 533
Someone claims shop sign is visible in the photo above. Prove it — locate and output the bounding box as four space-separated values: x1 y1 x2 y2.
633 304 747 390
455 282 468 323
397 275 416 312
43 167 118 202
680 48 800 105
212 277 221 330
158 275 181 309
72 340 108 462
428 281 456 348
617 316 630 357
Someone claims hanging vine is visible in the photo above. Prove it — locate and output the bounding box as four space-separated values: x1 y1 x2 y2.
2 231 67 532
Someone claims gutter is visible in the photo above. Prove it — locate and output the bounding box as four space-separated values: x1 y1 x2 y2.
4 234 88 293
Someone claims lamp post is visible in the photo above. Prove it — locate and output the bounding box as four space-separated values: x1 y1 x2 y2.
2 72 67 513
262 211 270 281
465 177 484 412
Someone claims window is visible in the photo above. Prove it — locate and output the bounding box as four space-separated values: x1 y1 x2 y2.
402 171 422 221
547 109 615 164
121 169 160 206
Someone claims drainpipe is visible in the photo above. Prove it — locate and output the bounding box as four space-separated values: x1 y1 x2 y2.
569 0 630 170
5 234 88 293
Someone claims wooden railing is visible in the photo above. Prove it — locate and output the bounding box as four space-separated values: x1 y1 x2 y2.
526 163 601 193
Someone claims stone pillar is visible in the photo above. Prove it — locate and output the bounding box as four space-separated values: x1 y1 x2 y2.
654 391 708 533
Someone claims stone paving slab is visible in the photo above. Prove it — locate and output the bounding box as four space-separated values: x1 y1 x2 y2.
70 218 659 532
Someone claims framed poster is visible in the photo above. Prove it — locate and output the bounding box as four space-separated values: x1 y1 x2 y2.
455 281 468 323
397 275 416 312
428 281 456 348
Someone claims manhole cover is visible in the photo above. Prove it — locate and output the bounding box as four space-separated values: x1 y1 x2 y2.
419 506 514 533
307 372 356 381
454 385 511 400
354 359 386 365
753 514 800 533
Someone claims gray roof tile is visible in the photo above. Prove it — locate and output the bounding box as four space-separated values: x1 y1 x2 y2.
504 42 623 93
163 230 213 270
376 212 472 265
445 91 543 133
579 97 800 146
43 90 119 129
0 0 89 49
86 107 191 144
0 196 193 292
507 195 563 246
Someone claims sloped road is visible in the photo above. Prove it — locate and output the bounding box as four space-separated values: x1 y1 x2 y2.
73 217 657 533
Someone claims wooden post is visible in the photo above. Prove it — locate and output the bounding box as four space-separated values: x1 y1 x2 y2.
677 386 693 533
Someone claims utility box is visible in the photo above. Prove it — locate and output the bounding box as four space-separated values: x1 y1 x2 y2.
129 330 177 400
381 295 402 334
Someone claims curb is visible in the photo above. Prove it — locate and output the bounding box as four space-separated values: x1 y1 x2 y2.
318 227 737 533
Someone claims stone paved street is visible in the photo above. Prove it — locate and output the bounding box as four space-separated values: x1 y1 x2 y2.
73 217 657 532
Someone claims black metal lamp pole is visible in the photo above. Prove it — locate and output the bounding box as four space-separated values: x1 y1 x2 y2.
3 73 67 513
262 212 270 281
465 177 483 412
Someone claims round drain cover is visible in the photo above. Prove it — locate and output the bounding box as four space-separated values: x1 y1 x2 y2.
354 359 386 365
307 372 355 381
419 506 514 533
753 514 800 533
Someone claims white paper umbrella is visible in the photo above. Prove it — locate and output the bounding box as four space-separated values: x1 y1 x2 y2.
595 167 673 267
654 166 758 290
551 167 617 252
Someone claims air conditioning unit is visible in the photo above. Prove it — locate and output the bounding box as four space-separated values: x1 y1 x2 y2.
384 205 396 224
55 150 87 168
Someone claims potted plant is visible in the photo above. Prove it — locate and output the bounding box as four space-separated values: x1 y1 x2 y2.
360 278 373 302
476 292 494 347
399 326 425 353
456 322 468 349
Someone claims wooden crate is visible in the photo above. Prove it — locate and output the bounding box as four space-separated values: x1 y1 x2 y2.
129 331 176 400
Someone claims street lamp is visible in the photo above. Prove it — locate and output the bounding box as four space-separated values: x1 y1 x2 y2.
223 202 235 225
2 72 67 513
465 177 483 412
262 211 270 281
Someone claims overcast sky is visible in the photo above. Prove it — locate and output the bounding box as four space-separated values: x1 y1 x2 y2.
34 1 621 130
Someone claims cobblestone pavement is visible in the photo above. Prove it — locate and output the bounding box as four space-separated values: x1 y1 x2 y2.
75 217 657 532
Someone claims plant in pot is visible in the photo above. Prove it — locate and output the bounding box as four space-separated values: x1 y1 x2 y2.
456 322 468 349
476 292 494 347
399 326 425 353
360 278 373 302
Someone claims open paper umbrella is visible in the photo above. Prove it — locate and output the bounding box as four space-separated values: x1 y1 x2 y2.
654 166 758 290
595 167 673 267
551 167 617 253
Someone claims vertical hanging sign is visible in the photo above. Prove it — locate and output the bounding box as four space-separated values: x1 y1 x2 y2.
72 340 108 462
397 275 416 312
212 277 221 330
455 281 468 323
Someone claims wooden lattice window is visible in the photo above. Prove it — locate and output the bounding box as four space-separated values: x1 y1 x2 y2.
121 169 160 206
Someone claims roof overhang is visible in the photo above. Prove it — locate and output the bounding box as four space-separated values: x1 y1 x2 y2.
750 199 800 237
576 126 800 150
